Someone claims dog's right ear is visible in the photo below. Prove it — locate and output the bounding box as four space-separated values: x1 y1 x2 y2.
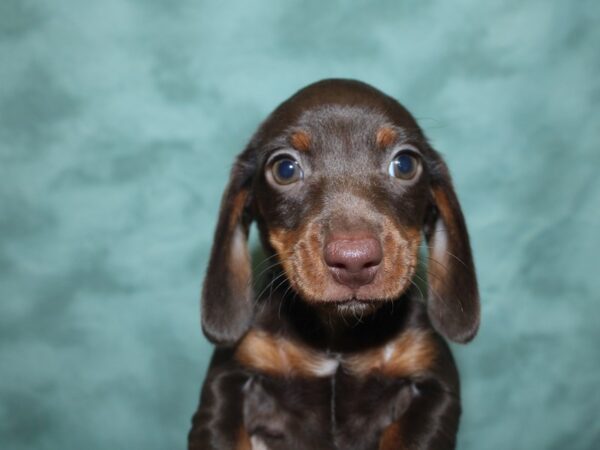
201 154 255 346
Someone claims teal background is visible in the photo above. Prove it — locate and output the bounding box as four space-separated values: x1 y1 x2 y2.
1 0 599 448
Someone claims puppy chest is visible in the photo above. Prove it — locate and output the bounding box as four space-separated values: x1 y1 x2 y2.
236 329 434 449
241 372 415 450
235 328 437 379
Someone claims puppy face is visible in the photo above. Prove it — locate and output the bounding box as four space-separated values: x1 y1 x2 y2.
254 107 430 313
201 79 479 345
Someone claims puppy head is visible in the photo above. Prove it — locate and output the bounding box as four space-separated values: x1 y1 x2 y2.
201 79 479 346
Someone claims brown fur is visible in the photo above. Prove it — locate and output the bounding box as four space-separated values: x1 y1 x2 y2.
379 422 406 450
191 79 480 450
236 328 436 380
290 130 312 152
235 329 338 378
228 190 252 303
269 218 421 304
235 427 252 450
376 126 398 149
345 329 437 377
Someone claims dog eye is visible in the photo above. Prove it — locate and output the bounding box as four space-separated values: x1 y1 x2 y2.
388 152 420 180
271 158 303 185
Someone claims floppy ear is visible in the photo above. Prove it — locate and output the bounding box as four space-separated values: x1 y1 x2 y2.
425 157 480 343
201 156 255 346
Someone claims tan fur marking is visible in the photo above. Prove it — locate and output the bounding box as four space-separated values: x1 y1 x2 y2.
229 227 251 296
379 422 407 450
376 127 397 148
228 190 251 294
228 190 248 230
429 186 455 281
380 221 421 299
268 224 331 300
431 187 455 237
267 227 301 287
268 228 298 256
345 329 437 377
289 130 311 152
269 213 421 303
235 426 252 450
235 330 338 377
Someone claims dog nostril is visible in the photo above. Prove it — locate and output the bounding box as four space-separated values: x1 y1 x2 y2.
324 237 383 287
363 259 380 269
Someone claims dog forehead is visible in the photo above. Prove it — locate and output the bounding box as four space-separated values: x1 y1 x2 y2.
297 106 385 161
252 79 421 148
299 105 384 136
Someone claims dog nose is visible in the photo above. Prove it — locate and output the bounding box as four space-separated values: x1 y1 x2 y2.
324 236 383 288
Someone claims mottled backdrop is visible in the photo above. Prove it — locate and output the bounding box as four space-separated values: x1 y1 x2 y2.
1 0 598 449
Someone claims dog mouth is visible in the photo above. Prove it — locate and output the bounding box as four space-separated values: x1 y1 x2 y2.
318 296 388 315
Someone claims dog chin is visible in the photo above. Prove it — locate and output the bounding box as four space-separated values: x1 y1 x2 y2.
317 297 385 317
338 300 381 316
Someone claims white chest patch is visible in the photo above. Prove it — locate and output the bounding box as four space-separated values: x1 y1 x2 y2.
250 435 269 450
236 329 339 378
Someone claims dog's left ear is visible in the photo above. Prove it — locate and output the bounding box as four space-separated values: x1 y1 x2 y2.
201 154 255 346
424 155 480 343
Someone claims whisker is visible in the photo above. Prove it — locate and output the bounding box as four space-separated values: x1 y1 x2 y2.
409 278 425 303
425 256 450 273
423 244 469 269
270 269 291 302
278 282 296 320
254 270 287 304
251 251 293 286
413 274 445 312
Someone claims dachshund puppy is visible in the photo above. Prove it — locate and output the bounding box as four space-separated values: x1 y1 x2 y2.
188 79 480 450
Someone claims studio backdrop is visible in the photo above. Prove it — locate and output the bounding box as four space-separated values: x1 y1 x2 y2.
0 1 598 449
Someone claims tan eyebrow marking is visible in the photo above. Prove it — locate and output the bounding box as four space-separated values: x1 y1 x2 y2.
376 127 398 149
235 329 339 378
289 130 311 152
